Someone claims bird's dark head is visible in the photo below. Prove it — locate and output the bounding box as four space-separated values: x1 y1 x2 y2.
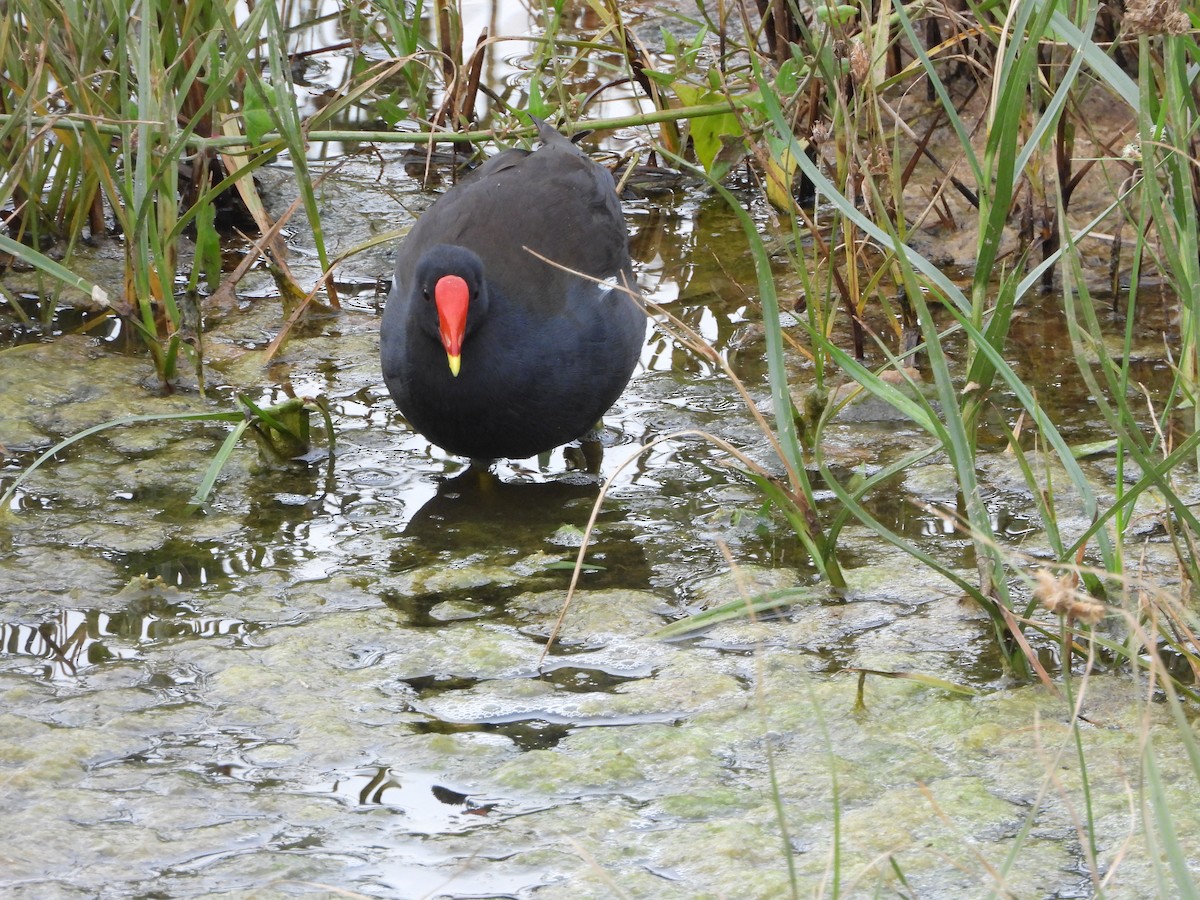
415 244 488 377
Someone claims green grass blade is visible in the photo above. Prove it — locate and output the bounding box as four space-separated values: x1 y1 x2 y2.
1045 3 1139 108
1143 740 1200 899
0 409 242 512
0 233 111 306
652 588 817 639
185 419 251 513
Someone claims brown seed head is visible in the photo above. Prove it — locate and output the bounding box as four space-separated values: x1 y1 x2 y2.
1034 569 1106 625
1126 0 1190 35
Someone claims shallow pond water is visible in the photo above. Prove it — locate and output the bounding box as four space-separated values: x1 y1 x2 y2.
4 161 1198 897
3 3 1200 899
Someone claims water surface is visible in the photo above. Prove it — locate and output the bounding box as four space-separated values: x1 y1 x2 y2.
1 3 1197 897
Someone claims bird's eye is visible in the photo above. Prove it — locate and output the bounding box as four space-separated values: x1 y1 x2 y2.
422 286 431 300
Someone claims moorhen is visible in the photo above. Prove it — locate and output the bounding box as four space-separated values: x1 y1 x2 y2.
380 117 645 461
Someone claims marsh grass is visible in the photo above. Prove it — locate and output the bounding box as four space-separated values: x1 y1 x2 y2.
3 0 1200 888
0 0 364 386
685 0 1200 684
692 1 1200 891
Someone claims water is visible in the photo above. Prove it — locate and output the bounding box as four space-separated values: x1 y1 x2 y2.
1 2 1197 897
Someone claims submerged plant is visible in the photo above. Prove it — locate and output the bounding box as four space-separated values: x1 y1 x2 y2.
0 394 333 517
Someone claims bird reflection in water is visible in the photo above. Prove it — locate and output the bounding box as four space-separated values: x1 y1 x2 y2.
400 460 605 555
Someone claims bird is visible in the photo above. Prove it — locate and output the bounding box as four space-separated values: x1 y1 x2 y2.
380 116 645 462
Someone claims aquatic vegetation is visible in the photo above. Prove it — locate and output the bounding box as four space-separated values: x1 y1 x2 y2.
2 0 1200 893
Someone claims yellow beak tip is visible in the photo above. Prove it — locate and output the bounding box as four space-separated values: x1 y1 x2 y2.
448 354 461 377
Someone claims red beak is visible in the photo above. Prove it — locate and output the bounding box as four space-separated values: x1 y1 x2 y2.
434 275 469 376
